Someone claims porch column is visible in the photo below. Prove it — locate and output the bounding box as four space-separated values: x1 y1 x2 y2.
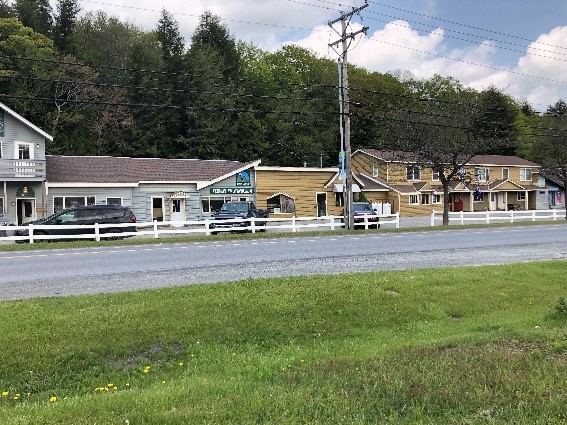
3 181 7 214
469 192 474 212
524 190 528 210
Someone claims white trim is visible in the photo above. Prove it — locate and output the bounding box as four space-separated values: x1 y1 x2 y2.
0 101 53 142
256 166 339 172
47 182 139 188
197 160 262 190
333 184 361 193
266 192 296 200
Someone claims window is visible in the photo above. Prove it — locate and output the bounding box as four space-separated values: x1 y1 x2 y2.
473 188 484 202
372 165 379 178
0 141 3 158
409 194 419 205
106 197 123 206
18 144 31 160
0 197 4 218
0 110 4 137
520 168 532 181
53 196 96 213
432 194 442 204
517 192 526 201
267 193 295 214
201 196 236 213
502 168 509 180
475 168 489 182
421 193 430 205
432 170 440 181
406 165 421 181
335 192 344 207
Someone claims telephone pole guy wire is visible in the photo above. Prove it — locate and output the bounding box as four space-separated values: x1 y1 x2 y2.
329 0 369 230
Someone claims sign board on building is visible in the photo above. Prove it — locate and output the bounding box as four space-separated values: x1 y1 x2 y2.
236 170 251 186
210 188 255 195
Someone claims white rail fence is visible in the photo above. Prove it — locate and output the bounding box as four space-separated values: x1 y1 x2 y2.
431 209 565 226
0 213 400 244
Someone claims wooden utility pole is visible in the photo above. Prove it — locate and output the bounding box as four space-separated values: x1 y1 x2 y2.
329 2 368 230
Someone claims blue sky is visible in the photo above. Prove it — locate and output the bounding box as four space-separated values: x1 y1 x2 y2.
70 0 567 110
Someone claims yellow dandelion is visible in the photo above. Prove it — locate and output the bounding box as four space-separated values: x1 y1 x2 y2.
178 362 184 367
107 383 114 388
1 391 8 397
125 383 130 388
49 396 57 403
13 394 20 400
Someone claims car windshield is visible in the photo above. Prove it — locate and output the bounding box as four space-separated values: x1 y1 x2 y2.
220 203 248 213
353 203 373 213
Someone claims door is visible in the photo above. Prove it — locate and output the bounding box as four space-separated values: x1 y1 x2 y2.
453 194 464 212
497 193 506 210
16 198 36 225
489 193 496 211
170 198 185 226
316 193 327 217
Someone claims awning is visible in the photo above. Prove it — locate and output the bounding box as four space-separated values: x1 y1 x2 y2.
333 184 361 193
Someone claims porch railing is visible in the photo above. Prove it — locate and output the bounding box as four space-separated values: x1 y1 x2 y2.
0 159 46 179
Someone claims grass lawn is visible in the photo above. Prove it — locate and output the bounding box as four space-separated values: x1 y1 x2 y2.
0 260 566 424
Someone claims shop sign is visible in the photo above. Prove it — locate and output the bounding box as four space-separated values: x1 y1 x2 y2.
210 187 254 195
236 170 251 186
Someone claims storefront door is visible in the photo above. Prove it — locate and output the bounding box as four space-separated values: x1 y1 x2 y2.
17 198 36 225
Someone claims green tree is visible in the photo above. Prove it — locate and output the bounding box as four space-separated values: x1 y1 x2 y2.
189 10 239 79
13 0 52 37
397 75 483 225
530 100 567 219
471 86 519 155
185 11 243 159
54 0 80 54
0 1 14 18
0 17 56 127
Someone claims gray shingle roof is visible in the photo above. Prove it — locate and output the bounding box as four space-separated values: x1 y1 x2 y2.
46 156 259 183
356 149 539 167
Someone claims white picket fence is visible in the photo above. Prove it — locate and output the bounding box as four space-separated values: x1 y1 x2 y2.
0 213 400 244
430 209 565 226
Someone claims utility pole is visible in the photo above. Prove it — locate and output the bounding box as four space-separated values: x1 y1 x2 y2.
329 1 368 230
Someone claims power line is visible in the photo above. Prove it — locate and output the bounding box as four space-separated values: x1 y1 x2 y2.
367 0 567 53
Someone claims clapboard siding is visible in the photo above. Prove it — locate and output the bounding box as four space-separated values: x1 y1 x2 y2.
256 168 342 217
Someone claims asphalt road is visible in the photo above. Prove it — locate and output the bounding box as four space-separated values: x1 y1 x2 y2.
1 224 566 301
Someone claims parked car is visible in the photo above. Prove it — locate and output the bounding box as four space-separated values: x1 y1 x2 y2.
210 201 269 234
342 202 380 229
15 205 137 242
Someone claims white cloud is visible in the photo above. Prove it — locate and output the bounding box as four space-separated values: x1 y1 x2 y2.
294 18 567 110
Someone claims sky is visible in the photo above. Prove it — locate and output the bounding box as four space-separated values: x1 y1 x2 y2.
63 0 567 112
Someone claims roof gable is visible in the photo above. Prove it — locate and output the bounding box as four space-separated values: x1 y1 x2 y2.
0 101 53 142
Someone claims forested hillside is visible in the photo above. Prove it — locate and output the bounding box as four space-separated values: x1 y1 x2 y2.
1 0 565 172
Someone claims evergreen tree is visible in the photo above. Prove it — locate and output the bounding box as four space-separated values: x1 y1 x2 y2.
54 0 80 54
13 0 52 37
0 0 14 19
189 11 239 79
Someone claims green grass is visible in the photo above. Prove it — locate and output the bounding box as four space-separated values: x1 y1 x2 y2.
1 261 567 424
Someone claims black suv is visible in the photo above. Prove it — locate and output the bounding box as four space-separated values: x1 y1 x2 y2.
15 205 137 241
